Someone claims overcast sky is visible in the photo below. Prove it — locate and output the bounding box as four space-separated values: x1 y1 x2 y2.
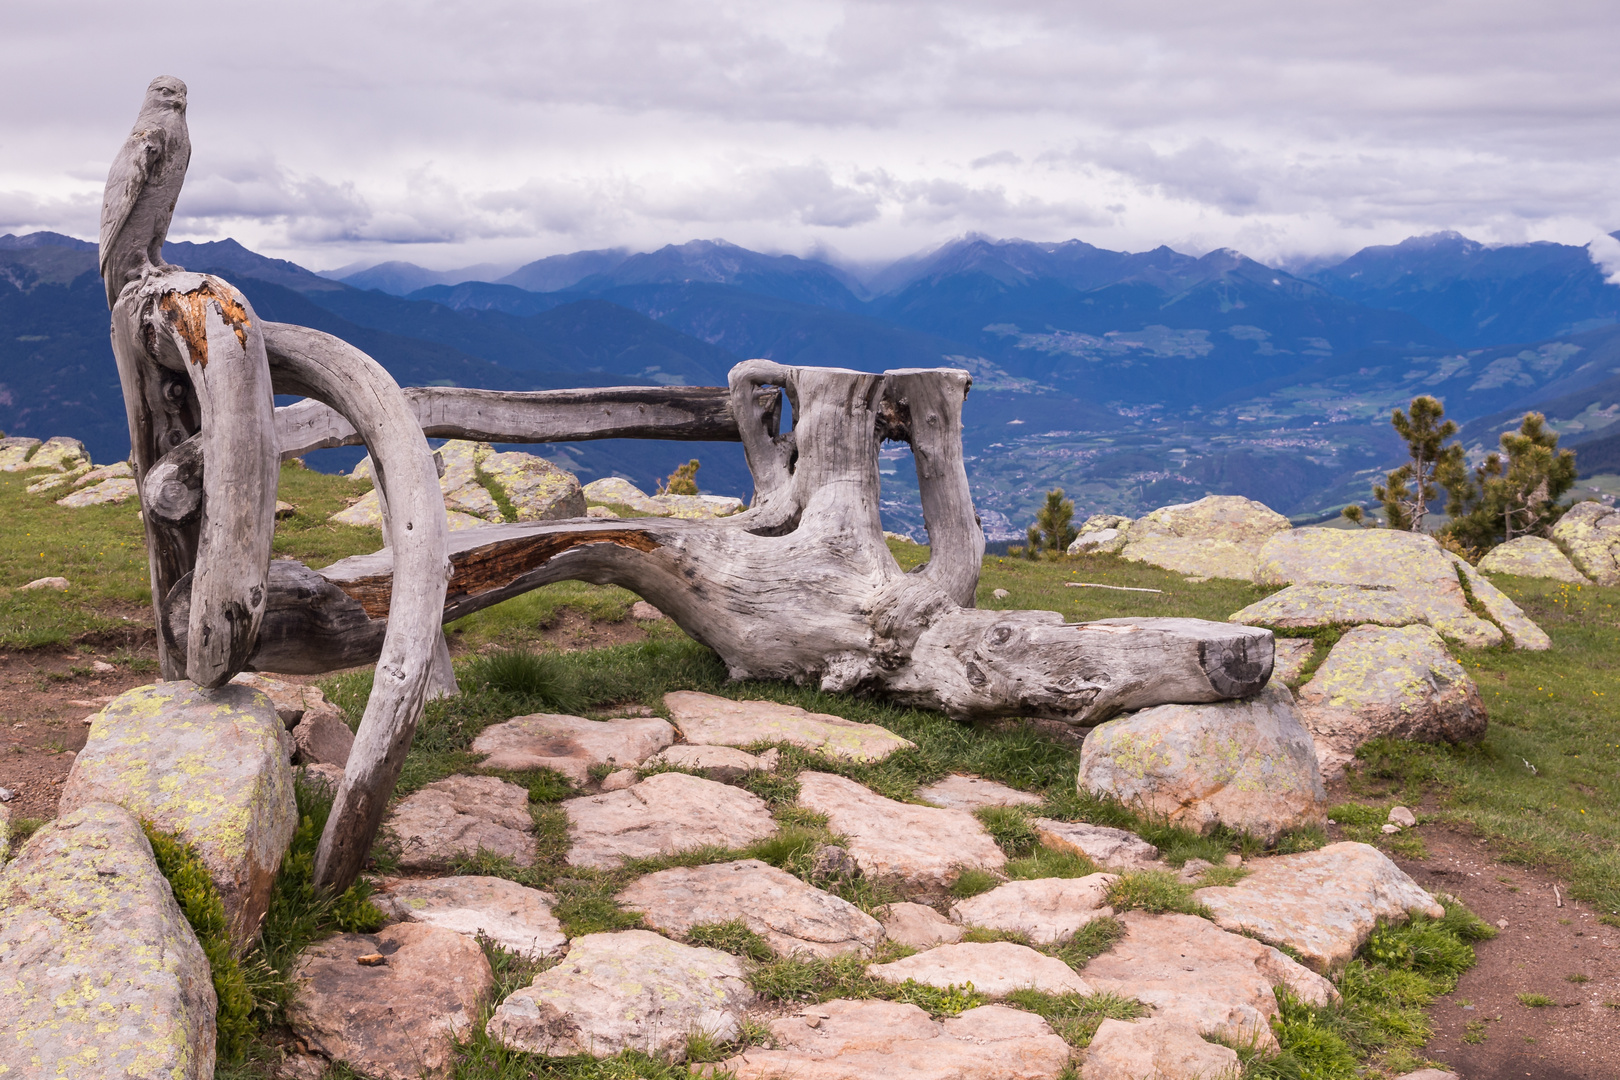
4 1 1618 274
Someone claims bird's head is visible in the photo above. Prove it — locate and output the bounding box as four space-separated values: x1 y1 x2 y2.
145 76 188 113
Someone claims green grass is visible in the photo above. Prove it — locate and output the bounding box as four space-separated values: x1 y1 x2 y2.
1003 989 1145 1048
1516 992 1556 1007
1104 870 1210 917
447 580 644 651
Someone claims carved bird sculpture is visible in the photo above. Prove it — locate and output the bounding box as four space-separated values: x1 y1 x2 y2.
99 75 191 309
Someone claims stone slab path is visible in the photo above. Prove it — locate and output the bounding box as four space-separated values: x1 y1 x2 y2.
917 774 1044 810
564 771 776 868
1032 818 1159 870
949 874 1116 944
470 712 674 782
868 941 1094 996
384 775 537 871
377 875 566 960
665 691 916 762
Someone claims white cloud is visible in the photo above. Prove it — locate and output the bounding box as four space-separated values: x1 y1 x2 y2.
1587 234 1620 285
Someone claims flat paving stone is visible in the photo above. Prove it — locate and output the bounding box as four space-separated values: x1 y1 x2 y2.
867 941 1093 996
1032 818 1160 870
796 771 1005 890
879 901 964 948
470 712 674 783
643 743 771 781
1082 1017 1240 1080
486 928 753 1059
722 999 1072 1080
384 775 536 871
664 690 915 762
377 875 566 959
0 802 217 1080
917 775 1044 811
618 858 882 957
564 771 776 869
287 921 493 1080
1193 841 1445 973
948 874 1117 944
1229 582 1427 629
1082 911 1338 1050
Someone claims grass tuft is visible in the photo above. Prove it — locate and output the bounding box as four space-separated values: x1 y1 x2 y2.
686 919 774 962
1104 870 1209 917
1002 989 1144 1048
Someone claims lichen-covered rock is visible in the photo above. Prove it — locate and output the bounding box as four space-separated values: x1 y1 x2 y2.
580 477 744 519
1068 514 1132 555
1252 527 1506 647
59 681 297 946
481 449 586 520
288 921 494 1080
1032 818 1160 869
665 691 915 762
73 460 134 488
949 874 1116 944
229 671 336 729
376 875 566 959
470 712 674 782
868 940 1092 996
723 999 1073 1080
564 771 776 869
1270 638 1316 685
57 477 138 507
618 858 883 957
0 436 41 471
13 435 90 473
797 771 1006 890
0 802 217 1080
1295 625 1486 779
1551 500 1620 584
917 775 1044 811
1117 496 1292 579
1230 583 1426 629
1082 1017 1240 1080
1448 553 1553 650
384 775 536 871
879 901 964 948
583 476 669 514
1078 684 1326 844
486 929 753 1059
1083 910 1338 1050
1477 535 1591 583
26 461 92 493
1194 841 1445 973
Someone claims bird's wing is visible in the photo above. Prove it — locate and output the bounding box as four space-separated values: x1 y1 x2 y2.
98 125 165 278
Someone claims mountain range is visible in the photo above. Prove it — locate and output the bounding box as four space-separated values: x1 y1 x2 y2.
4 229 1618 539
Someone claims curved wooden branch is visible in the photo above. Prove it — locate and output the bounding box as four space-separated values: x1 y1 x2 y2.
260 322 451 895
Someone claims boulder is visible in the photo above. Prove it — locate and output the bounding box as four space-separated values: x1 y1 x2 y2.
917 775 1044 811
1295 625 1486 780
630 599 666 620
1081 1017 1240 1080
564 771 776 869
796 771 1005 890
16 435 90 473
300 762 346 797
879 901 964 948
376 875 566 959
1253 526 1548 648
469 712 675 783
1193 841 1446 973
291 706 354 767
1230 583 1427 629
652 493 748 519
1270 638 1316 685
1083 910 1338 1049
617 858 883 957
722 999 1072 1080
868 940 1092 996
1477 535 1591 583
0 435 41 471
643 743 773 781
229 672 341 730
19 575 68 590
1032 818 1160 870
59 681 297 946
0 802 217 1080
287 921 494 1080
583 476 669 514
1068 514 1132 555
72 460 134 488
480 449 586 520
1551 500 1620 584
1117 496 1292 579
1448 553 1553 650
1078 684 1327 844
665 690 915 762
949 874 1116 944
25 462 92 493
486 929 753 1059
384 775 536 871
57 477 139 507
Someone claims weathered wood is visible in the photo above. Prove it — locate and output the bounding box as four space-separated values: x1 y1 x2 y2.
260 322 452 896
273 385 747 459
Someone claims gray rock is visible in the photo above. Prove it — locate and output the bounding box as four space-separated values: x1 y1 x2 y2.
630 599 666 620
1193 841 1445 973
60 681 297 947
1449 553 1553 650
377 875 566 960
665 690 915 762
564 771 776 869
480 449 586 521
19 575 68 590
643 742 770 781
299 763 346 797
618 858 883 957
229 672 339 730
1296 624 1486 779
879 901 964 948
1388 806 1417 828
1476 535 1590 583
470 712 674 783
486 929 753 1059
1269 637 1316 685
1082 1017 1241 1080
287 921 494 1080
291 705 354 767
797 771 1005 890
57 477 138 507
0 802 217 1080
0 436 41 471
18 435 90 473
384 775 536 871
917 774 1044 811
949 874 1117 944
1078 683 1327 844
868 941 1093 996
1551 500 1620 584
723 999 1072 1080
1230 582 1427 629
599 768 639 791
